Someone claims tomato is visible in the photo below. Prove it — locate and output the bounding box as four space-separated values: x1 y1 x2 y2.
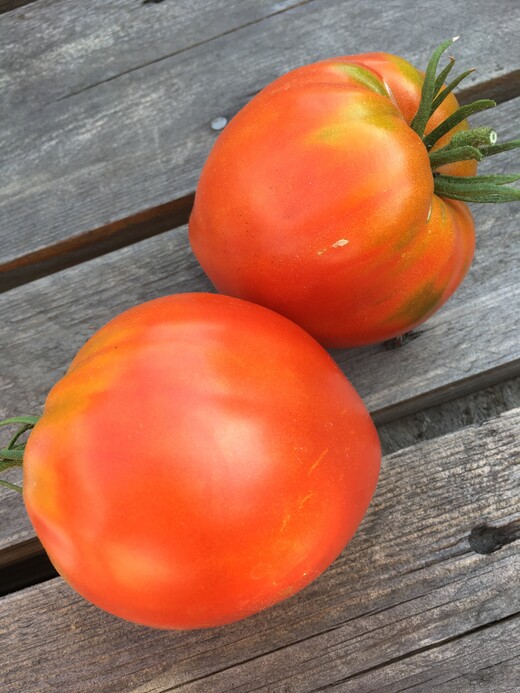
23 293 380 629
189 50 479 347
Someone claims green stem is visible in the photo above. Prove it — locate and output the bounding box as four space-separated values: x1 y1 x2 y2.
446 127 497 149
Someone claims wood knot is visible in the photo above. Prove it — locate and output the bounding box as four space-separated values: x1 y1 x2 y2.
469 521 520 554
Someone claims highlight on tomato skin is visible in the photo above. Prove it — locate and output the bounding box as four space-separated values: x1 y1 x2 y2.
189 40 520 348
21 293 381 630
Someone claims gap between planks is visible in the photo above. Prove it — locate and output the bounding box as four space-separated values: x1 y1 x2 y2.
311 611 520 692
0 194 194 293
1 77 519 294
0 0 38 15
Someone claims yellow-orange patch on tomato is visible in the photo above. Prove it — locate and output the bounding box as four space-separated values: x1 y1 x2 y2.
331 62 389 96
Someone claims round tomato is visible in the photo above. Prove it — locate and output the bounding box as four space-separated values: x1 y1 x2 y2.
190 42 517 347
23 293 380 629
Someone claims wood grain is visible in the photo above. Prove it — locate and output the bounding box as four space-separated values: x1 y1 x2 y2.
313 614 520 692
1 0 519 286
1 408 518 692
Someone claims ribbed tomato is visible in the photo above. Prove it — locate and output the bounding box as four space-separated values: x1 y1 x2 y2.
22 293 380 629
190 41 518 347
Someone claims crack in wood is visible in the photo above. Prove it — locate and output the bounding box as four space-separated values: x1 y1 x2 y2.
419 651 520 691
155 567 506 691
312 611 520 691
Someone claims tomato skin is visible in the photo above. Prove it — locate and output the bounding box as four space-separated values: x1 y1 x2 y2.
23 293 380 629
189 54 476 347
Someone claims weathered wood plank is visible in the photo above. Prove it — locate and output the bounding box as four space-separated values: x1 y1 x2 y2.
1 0 519 287
336 615 520 692
1 98 519 550
0 95 517 418
0 0 306 114
0 0 306 288
1 408 518 692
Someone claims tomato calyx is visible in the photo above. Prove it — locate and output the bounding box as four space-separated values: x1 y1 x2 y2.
0 416 39 493
411 37 520 204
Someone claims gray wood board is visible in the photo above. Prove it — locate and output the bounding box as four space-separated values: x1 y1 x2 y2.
339 615 520 692
1 408 518 692
0 105 519 548
2 0 520 276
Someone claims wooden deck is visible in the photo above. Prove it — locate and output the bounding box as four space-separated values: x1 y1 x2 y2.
1 1 519 690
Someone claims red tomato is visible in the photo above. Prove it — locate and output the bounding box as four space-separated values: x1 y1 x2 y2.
23 293 380 629
189 53 477 347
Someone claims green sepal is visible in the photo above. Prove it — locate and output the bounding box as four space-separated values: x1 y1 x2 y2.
423 99 496 150
0 448 25 462
434 173 520 202
0 415 39 488
433 57 455 95
412 39 519 199
430 145 483 169
0 480 23 493
430 68 475 114
0 416 39 427
411 37 459 138
462 173 520 185
479 139 520 157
